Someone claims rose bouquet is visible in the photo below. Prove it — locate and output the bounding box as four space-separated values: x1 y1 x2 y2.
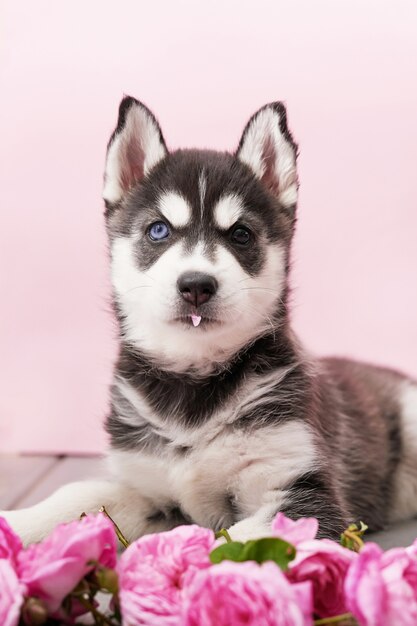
1 510 416 625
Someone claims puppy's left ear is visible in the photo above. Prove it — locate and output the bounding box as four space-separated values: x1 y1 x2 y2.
236 103 298 209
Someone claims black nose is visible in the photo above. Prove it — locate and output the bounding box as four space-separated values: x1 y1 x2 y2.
177 272 218 307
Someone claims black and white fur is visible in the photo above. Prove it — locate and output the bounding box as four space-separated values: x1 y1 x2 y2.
3 98 417 544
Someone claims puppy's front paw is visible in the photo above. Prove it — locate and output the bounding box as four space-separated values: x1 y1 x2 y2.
0 510 46 546
227 518 272 543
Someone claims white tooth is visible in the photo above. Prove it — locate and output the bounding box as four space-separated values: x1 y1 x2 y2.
191 315 202 327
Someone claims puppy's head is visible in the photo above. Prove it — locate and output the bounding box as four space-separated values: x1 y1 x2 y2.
104 97 298 372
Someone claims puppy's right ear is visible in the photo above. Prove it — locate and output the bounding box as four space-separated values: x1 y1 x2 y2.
103 97 168 208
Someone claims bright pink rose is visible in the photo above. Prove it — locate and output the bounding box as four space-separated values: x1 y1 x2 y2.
118 524 215 626
17 513 117 613
287 539 356 618
0 559 25 626
345 542 417 626
0 517 22 565
182 560 313 626
271 513 318 546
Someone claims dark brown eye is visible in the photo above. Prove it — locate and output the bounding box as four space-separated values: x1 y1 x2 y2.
230 226 251 245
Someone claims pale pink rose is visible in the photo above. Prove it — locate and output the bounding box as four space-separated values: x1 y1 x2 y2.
345 542 417 626
407 538 417 558
287 539 355 618
182 560 313 626
0 518 22 565
271 513 318 546
118 524 215 626
0 559 25 626
17 513 117 613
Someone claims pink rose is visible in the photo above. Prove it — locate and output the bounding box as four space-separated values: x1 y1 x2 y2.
287 539 355 618
182 560 313 626
345 542 417 626
271 513 318 546
407 538 417 558
118 524 215 626
17 513 117 613
0 517 22 565
0 559 25 626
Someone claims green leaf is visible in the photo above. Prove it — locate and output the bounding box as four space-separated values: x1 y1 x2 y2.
240 538 296 570
209 537 296 570
209 541 246 564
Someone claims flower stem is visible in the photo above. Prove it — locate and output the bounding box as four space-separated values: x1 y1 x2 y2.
99 506 130 548
342 530 364 551
314 613 355 625
215 528 233 543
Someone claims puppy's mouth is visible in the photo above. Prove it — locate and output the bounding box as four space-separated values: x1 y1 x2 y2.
172 314 222 328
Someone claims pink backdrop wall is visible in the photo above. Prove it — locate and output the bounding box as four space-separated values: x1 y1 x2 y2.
1 0 416 454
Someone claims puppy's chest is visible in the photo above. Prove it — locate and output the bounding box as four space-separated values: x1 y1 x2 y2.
110 367 317 527
166 430 271 527
111 429 254 528
110 419 317 529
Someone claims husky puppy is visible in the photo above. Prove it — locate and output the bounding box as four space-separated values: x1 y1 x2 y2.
3 98 417 545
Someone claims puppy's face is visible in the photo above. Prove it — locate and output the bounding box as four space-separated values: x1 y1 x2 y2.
103 99 298 372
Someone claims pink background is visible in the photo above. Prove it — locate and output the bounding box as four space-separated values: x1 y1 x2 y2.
1 0 416 454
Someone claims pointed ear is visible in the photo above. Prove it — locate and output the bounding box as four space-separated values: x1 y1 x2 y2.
236 103 298 209
103 96 168 206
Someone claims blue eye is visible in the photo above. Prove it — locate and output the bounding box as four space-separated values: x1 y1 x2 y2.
148 221 170 241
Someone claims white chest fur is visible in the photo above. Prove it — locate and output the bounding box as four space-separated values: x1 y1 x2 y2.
108 418 318 530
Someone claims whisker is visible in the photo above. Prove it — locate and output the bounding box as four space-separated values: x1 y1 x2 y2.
123 285 153 295
239 287 277 294
222 286 281 302
141 273 159 284
225 300 280 341
237 274 277 284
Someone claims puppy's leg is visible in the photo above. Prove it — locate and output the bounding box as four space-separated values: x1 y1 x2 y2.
228 474 349 542
1 480 170 546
